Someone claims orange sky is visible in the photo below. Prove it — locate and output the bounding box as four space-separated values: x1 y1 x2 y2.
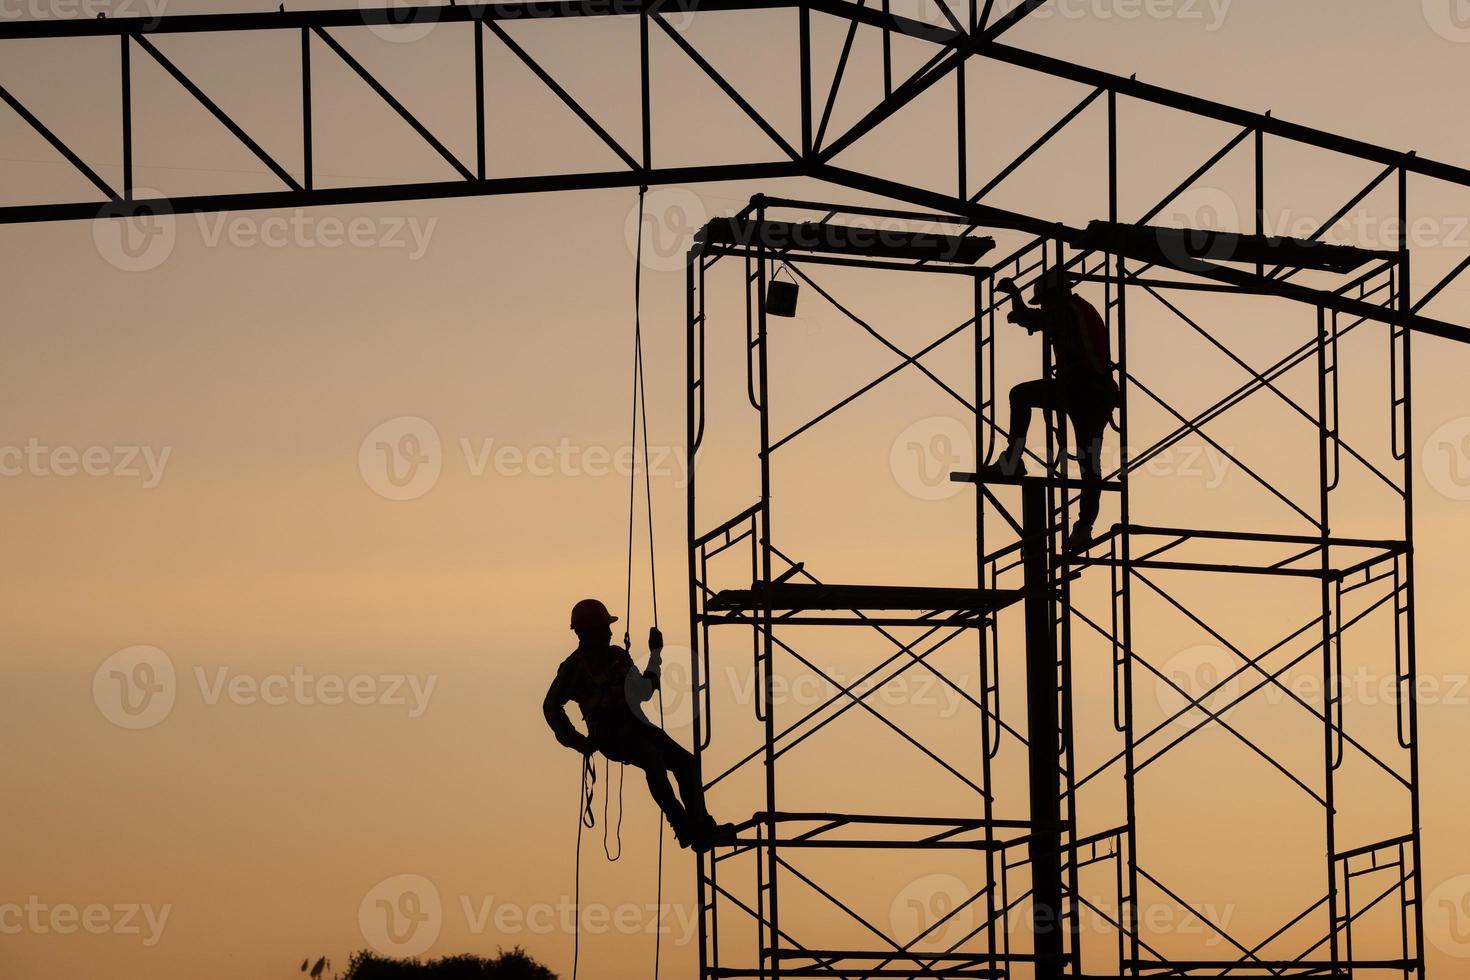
3 3 1470 979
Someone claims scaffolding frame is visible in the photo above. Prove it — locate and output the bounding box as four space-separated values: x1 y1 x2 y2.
685 189 1424 980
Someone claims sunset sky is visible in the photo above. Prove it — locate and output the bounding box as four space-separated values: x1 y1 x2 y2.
3 2 1470 979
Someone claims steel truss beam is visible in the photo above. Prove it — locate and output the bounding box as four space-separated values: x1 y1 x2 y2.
2 0 1469 341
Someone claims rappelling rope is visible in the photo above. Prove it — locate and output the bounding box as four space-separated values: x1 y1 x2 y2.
572 185 664 980
571 752 595 980
624 184 667 980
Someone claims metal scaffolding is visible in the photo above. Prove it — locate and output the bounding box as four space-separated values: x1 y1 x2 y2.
685 192 1424 979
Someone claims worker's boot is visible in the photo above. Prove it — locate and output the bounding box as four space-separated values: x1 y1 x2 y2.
973 441 1028 482
671 817 699 850
689 815 738 852
1064 521 1094 557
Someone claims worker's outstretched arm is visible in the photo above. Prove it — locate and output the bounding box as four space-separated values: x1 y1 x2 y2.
627 627 665 704
543 662 591 753
996 278 1045 334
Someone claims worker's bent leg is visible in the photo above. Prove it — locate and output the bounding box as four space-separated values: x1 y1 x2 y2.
644 767 693 836
610 727 711 839
652 730 712 826
1004 379 1066 471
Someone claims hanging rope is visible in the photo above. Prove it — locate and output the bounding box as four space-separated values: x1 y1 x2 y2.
624 184 667 980
603 757 624 861
571 752 595 980
572 184 666 980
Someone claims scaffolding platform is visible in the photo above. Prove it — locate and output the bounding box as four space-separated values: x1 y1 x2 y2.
706 583 1024 616
721 812 1039 852
950 470 1126 492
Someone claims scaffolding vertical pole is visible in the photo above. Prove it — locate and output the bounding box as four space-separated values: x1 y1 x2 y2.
1023 479 1063 980
687 248 711 980
754 198 781 980
1397 163 1427 980
973 269 999 969
1107 85 1142 978
1316 303 1342 971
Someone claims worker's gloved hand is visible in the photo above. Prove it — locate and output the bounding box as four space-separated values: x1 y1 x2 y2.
649 626 664 653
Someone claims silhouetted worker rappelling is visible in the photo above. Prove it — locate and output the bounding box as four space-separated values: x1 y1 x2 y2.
975 269 1120 554
545 598 735 851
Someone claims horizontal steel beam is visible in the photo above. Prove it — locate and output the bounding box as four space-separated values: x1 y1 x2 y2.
0 162 806 224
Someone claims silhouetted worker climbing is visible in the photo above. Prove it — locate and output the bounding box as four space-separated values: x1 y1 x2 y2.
545 598 735 851
976 269 1120 554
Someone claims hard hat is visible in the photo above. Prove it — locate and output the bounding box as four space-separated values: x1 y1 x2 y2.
1033 266 1070 303
570 598 619 631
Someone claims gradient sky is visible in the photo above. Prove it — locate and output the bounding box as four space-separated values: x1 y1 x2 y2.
3 2 1470 979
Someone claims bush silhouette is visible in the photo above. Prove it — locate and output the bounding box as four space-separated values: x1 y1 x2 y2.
332 947 556 980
